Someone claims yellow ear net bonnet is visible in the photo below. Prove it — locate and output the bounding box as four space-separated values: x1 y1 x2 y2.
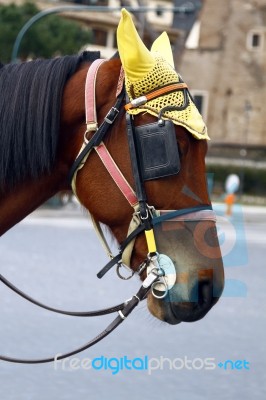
117 9 209 140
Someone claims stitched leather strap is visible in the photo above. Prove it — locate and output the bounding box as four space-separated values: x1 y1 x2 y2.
85 59 106 132
124 82 188 111
95 142 138 207
0 274 125 316
0 271 158 364
68 91 124 186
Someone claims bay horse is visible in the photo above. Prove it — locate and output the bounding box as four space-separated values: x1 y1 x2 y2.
0 9 224 363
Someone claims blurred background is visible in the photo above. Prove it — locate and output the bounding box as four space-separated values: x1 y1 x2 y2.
0 1 265 399
1 0 266 205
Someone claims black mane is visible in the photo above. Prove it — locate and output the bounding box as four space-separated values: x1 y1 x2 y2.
0 55 84 193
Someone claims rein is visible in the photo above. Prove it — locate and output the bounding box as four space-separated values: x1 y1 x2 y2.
0 59 215 364
0 271 159 364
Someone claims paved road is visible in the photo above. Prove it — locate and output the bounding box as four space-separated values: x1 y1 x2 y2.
0 204 265 400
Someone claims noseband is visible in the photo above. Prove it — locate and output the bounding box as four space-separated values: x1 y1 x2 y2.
0 60 215 364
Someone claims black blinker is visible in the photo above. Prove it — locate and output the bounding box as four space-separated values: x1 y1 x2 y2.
134 119 180 181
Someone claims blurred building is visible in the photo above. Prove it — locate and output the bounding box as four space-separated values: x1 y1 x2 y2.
60 0 201 58
39 0 266 157
3 0 265 165
179 0 266 166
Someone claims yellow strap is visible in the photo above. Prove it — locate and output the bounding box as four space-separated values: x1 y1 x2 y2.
145 229 157 254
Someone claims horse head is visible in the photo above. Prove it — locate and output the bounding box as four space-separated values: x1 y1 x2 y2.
61 9 224 325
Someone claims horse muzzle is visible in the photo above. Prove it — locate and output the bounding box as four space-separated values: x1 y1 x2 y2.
146 214 224 324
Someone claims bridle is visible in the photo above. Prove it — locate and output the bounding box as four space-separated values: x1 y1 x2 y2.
0 59 215 364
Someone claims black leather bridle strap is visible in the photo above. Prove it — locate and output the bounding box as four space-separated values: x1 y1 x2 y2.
97 222 145 278
125 112 152 230
0 274 125 317
0 272 158 364
68 88 125 185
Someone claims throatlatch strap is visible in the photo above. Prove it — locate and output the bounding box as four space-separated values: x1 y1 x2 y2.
121 208 141 267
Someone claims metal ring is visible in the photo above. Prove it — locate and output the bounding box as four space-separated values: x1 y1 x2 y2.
84 130 90 144
151 277 168 299
116 263 134 280
150 267 165 277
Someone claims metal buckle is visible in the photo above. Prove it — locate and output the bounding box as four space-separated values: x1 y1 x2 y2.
104 107 119 124
134 205 156 222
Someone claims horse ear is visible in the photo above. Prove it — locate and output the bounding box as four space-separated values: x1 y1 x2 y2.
151 32 175 68
117 8 155 82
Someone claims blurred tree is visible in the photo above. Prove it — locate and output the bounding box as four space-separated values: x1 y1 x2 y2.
0 2 92 63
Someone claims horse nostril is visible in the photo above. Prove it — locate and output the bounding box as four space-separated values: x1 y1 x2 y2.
189 279 213 307
197 280 213 307
199 282 213 304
